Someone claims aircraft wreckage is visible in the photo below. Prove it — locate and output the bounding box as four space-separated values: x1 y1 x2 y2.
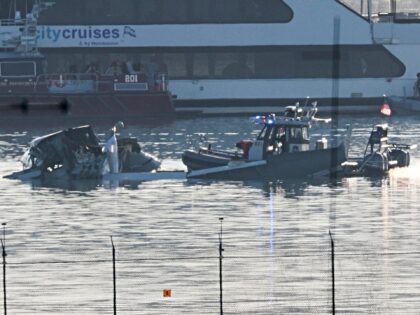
4 124 161 181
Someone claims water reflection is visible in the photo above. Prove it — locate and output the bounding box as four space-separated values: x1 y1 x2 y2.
30 178 102 192
4 164 420 196
245 180 307 198
18 176 327 195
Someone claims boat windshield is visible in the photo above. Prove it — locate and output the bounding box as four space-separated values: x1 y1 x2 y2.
288 127 309 142
257 125 268 140
257 125 279 142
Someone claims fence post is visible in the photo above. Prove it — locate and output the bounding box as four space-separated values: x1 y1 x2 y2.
329 230 335 315
111 236 116 315
219 218 224 315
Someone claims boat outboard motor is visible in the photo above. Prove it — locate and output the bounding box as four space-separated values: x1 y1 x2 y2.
388 148 410 167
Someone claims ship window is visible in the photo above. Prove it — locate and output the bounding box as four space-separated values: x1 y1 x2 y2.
298 50 334 78
0 62 36 77
215 53 237 77
215 53 254 78
38 0 293 25
190 0 214 23
192 53 210 77
40 44 405 80
255 50 296 78
138 0 162 24
163 54 187 78
347 46 405 78
161 0 189 23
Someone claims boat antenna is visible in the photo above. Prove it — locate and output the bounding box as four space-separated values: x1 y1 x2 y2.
303 96 310 108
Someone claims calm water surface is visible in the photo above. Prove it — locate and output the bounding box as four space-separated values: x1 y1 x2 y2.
0 115 420 314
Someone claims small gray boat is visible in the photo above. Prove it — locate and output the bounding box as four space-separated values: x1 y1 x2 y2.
183 105 349 180
342 124 415 176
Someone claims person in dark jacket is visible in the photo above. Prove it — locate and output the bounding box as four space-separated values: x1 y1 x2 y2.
415 73 420 97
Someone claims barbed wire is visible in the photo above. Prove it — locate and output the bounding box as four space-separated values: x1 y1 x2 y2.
5 249 420 266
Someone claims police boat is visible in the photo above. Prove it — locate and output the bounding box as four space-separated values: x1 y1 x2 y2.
183 106 349 180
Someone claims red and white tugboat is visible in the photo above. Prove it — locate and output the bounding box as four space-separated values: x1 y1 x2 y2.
0 3 175 118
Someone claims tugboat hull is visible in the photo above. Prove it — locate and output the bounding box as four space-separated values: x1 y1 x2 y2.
0 92 175 118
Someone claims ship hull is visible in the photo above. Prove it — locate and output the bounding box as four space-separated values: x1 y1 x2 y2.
0 91 175 118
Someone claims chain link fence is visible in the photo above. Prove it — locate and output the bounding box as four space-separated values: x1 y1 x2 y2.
2 242 420 314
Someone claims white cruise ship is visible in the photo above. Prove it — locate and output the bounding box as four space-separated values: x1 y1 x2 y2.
1 0 420 114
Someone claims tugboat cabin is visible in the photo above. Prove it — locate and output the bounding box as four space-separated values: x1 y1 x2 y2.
0 52 45 93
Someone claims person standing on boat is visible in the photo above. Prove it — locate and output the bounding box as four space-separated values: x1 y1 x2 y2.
104 121 124 173
415 73 420 97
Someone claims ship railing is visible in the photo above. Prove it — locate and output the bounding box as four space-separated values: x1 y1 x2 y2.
0 18 32 26
338 0 420 23
372 12 420 23
35 73 99 93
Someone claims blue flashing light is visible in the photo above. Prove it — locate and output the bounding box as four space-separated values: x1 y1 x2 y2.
267 119 274 124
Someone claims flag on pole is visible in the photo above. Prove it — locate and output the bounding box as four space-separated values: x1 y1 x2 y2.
380 103 392 116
